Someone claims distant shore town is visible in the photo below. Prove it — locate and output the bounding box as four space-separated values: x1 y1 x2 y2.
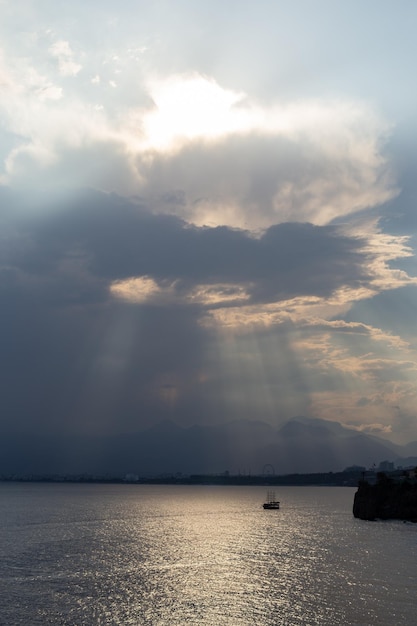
1 460 416 487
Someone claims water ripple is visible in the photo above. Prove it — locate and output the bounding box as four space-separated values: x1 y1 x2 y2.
0 484 416 625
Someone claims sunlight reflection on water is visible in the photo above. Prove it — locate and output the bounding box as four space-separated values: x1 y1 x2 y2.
0 484 416 625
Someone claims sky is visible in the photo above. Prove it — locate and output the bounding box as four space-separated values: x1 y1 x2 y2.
1 0 417 455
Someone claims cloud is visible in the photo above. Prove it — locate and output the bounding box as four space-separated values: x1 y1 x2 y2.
0 196 211 435
0 7 416 448
3 188 414 349
49 40 82 77
0 65 397 231
344 422 393 436
3 192 373 306
140 74 248 149
134 127 395 230
134 74 396 228
1 184 416 439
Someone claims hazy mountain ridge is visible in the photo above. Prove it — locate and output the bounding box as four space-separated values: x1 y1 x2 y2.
2 416 417 477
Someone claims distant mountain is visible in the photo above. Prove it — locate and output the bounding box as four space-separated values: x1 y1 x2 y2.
1 416 415 477
401 441 417 457
263 417 401 474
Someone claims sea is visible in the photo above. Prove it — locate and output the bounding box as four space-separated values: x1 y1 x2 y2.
0 483 416 625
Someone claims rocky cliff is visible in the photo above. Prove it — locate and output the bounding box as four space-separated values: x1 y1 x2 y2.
353 476 417 521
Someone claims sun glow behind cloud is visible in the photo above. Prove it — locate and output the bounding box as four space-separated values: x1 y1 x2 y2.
139 73 389 158
141 74 248 149
0 55 398 229
130 74 398 229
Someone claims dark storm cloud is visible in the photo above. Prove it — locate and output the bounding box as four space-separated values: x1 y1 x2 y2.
0 274 206 435
0 191 206 437
0 186 375 451
3 188 370 308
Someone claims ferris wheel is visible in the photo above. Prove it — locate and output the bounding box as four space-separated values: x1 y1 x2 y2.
262 463 275 476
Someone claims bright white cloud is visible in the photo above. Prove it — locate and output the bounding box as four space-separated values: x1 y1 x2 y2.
49 40 82 77
141 74 247 149
0 56 398 231
135 74 397 229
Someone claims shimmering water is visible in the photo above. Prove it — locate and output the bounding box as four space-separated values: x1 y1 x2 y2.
0 483 416 625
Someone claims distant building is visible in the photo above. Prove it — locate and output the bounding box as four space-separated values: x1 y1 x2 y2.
124 473 139 482
378 460 394 472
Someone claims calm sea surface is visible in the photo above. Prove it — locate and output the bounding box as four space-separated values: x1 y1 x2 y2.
0 483 416 625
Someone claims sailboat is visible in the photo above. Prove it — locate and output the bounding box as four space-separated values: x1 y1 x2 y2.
263 490 280 509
